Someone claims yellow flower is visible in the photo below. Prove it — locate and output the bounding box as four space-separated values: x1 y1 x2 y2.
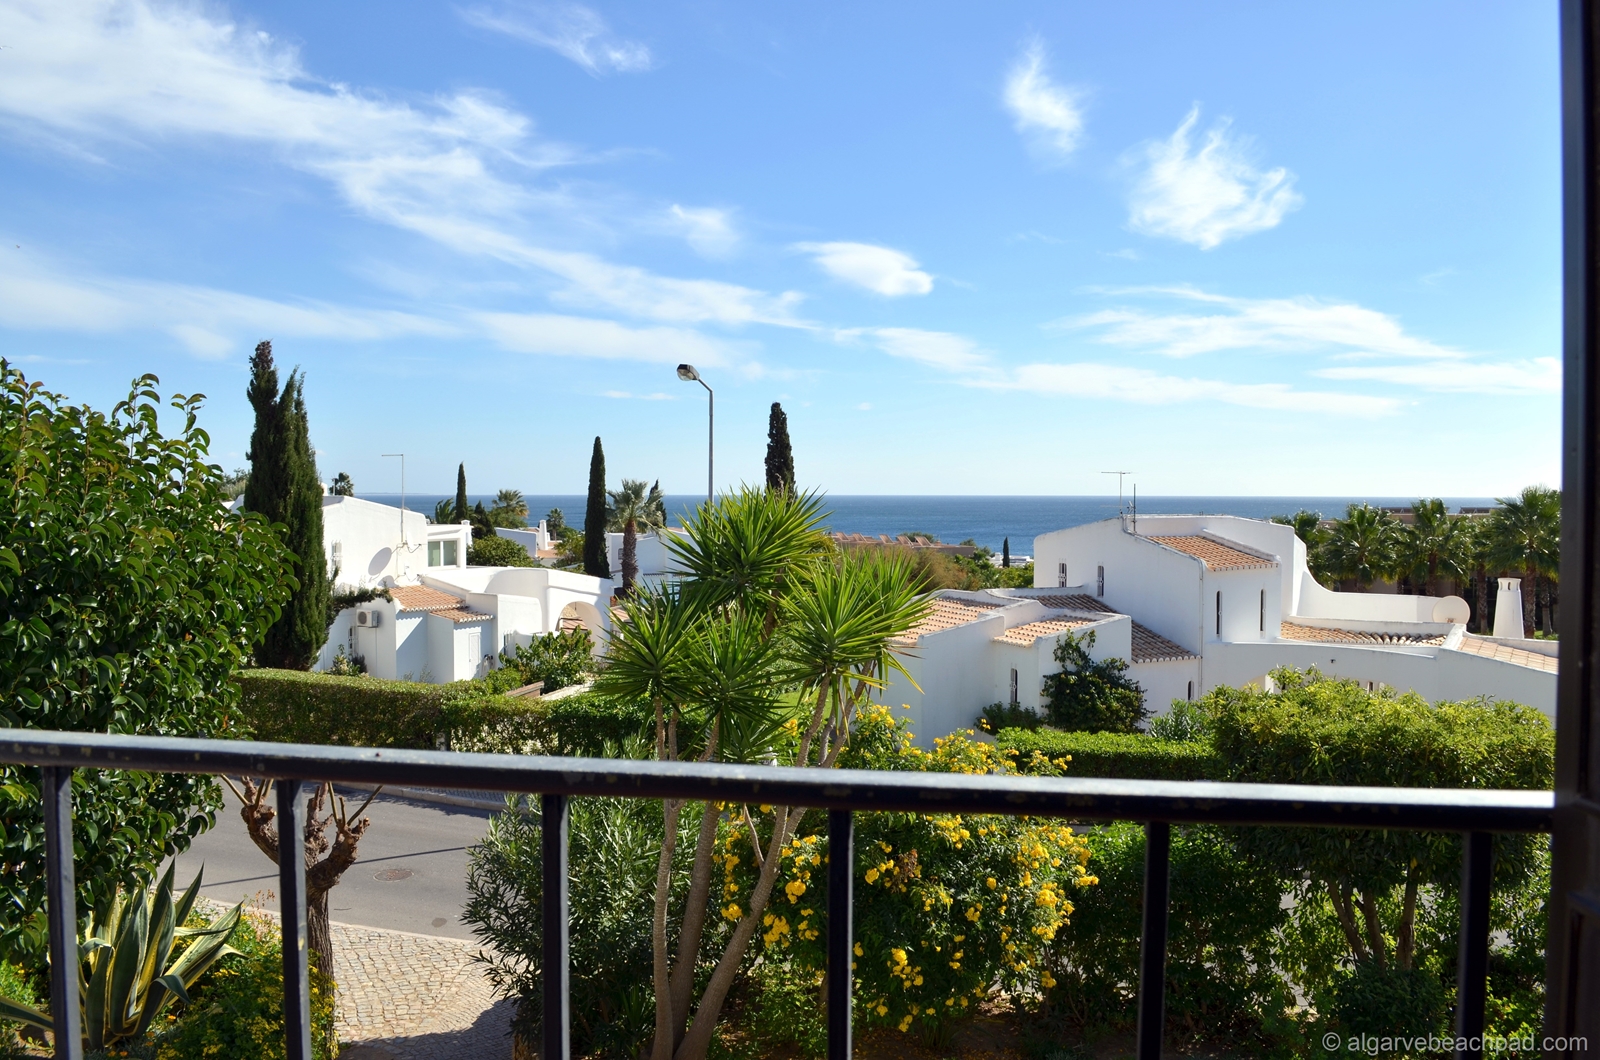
722 903 742 921
864 867 880 884
854 942 864 957
986 877 997 889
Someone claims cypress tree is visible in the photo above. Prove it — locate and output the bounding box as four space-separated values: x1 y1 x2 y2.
1003 537 1011 568
583 436 611 578
244 340 329 669
454 463 469 524
764 402 795 493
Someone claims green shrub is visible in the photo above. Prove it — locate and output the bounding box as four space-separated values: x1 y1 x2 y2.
751 706 1097 1047
464 794 701 1058
1146 699 1212 742
0 963 35 1058
479 628 595 696
534 692 653 757
1040 630 1148 733
233 668 537 750
976 701 1041 733
1042 821 1303 1056
998 727 1217 780
468 534 535 567
154 911 335 1060
0 368 291 964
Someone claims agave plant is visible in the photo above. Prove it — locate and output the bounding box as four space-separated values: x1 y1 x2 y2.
0 864 242 1051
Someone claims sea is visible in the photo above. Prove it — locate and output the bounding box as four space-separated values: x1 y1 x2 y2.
355 494 1501 557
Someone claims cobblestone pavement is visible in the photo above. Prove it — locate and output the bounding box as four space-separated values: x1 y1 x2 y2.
330 921 515 1060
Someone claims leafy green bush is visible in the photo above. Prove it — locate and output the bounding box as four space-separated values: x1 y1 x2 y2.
154 911 335 1060
479 628 595 696
0 367 291 965
1204 668 1553 1041
1041 822 1303 1056
1146 699 1212 742
534 693 653 757
468 533 535 567
976 701 1041 732
1040 630 1148 732
751 706 1096 1046
998 728 1217 780
464 794 700 1058
0 962 35 1058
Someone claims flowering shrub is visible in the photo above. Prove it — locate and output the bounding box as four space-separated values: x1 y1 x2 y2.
154 911 335 1060
739 705 1096 1046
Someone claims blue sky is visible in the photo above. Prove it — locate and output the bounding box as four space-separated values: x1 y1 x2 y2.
0 1 1562 496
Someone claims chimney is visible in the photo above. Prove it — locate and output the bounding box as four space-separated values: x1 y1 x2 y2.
1493 578 1525 639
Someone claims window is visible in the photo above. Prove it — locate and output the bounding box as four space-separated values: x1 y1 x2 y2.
1215 590 1222 636
1009 668 1019 706
1186 680 1193 701
1057 561 1068 588
331 541 342 570
1097 565 1105 597
1259 589 1265 633
428 539 459 567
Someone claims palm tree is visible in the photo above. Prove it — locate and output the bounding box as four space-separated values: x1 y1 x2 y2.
1488 486 1561 634
1322 503 1401 591
1393 498 1471 597
489 488 528 528
599 487 927 1060
608 479 669 595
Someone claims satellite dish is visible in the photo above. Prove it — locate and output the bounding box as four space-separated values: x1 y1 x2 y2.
1432 596 1470 624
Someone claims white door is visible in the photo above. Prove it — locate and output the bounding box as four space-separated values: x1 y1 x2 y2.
465 626 482 679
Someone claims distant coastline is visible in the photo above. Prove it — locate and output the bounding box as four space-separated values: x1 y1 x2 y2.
355 493 1500 554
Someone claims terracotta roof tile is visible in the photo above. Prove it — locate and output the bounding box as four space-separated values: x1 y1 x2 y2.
1146 535 1276 572
1031 594 1115 613
1131 623 1197 662
1279 621 1446 647
434 606 493 624
1454 635 1559 673
389 585 465 612
903 598 1001 640
992 617 1095 646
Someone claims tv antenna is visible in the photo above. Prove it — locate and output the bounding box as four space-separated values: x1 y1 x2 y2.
1102 470 1135 514
381 453 415 549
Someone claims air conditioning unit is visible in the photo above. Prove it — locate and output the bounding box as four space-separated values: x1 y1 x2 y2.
355 609 380 628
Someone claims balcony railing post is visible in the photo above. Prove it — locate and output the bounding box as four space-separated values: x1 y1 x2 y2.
1136 821 1171 1060
42 766 82 1060
276 780 312 1060
1455 831 1493 1060
542 793 570 1060
827 809 854 1060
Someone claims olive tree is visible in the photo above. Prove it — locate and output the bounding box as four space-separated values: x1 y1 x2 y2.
0 365 290 961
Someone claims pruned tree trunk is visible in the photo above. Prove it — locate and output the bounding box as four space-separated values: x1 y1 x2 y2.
227 777 377 975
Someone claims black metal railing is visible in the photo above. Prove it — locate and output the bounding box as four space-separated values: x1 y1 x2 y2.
0 729 1553 1060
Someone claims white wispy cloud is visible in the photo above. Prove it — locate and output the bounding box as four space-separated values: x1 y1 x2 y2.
477 312 738 365
1009 363 1399 417
0 0 804 330
1003 39 1085 161
853 327 990 372
1315 359 1560 395
1059 286 1468 360
0 251 455 358
1127 106 1301 249
668 205 740 258
458 2 651 75
796 242 933 297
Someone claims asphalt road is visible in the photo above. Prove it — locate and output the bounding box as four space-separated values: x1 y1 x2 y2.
167 785 499 941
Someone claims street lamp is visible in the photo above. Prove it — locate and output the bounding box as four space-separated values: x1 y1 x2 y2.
677 364 713 504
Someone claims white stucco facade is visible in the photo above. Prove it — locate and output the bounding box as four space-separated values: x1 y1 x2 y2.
604 528 690 591
882 514 1556 746
317 497 614 683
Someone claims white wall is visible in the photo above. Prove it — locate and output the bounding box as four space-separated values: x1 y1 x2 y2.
1129 658 1199 718
323 496 470 589
1034 520 1206 655
604 529 688 590
881 611 1007 744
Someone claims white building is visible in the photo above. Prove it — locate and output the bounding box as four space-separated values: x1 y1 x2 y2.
881 514 1557 745
317 496 613 683
604 528 689 591
322 495 473 588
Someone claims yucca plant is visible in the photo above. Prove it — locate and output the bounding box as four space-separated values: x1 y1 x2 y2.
0 864 242 1051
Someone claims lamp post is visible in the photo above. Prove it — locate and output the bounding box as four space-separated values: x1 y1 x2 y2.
677 364 713 504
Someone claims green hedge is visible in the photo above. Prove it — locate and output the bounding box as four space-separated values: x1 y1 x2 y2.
232 669 538 751
231 670 652 756
997 727 1218 780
